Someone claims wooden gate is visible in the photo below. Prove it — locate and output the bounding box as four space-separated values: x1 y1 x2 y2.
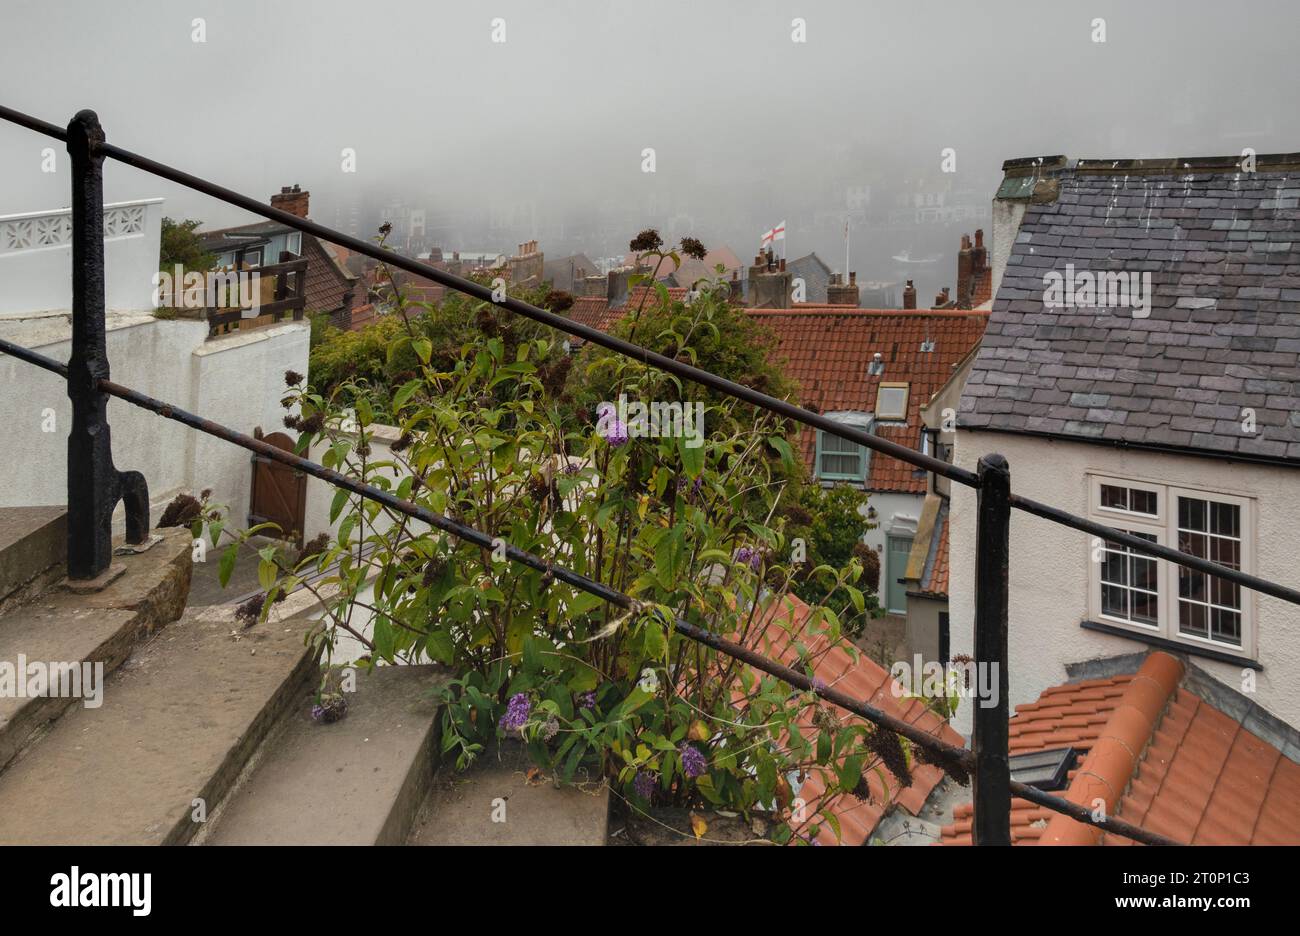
248 429 306 547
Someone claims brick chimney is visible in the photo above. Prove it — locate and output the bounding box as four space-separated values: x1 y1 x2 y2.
826 271 860 306
935 286 951 306
746 249 792 309
956 233 974 307
582 273 606 297
271 184 309 219
607 267 634 308
902 279 917 310
508 240 544 286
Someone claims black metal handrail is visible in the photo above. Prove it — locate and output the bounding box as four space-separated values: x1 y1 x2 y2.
3 104 1293 847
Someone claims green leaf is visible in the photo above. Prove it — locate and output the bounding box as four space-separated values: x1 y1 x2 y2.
329 487 349 524
678 434 705 477
218 544 238 588
392 378 422 410
643 620 667 661
425 630 455 664
767 435 795 472
412 338 432 364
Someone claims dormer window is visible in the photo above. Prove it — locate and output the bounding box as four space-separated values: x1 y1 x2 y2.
875 382 909 420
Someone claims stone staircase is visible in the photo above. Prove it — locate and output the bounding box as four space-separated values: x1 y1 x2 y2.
0 507 608 846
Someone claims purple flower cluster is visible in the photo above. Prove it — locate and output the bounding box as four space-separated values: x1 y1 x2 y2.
676 475 704 499
632 771 656 800
561 460 583 475
734 546 762 572
578 690 597 709
498 692 531 732
679 743 707 779
595 403 629 447
311 693 348 724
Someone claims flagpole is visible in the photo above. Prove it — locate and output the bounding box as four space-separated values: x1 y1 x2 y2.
845 215 850 280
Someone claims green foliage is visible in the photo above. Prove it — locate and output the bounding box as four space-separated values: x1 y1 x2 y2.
307 274 576 420
205 241 905 843
785 483 883 636
203 282 904 845
158 216 216 274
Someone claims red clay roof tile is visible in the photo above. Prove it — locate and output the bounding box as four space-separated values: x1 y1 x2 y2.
940 654 1300 845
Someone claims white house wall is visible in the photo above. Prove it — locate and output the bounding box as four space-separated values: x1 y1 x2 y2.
0 199 164 316
949 431 1300 735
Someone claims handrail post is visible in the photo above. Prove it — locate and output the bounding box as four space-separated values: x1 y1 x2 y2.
972 453 1011 845
65 109 148 578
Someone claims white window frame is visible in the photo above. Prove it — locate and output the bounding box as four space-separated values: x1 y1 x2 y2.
875 382 909 420
1086 474 1255 658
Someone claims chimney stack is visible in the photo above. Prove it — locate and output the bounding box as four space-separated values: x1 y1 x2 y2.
903 279 917 310
746 248 792 309
935 286 951 306
607 267 634 307
826 271 860 306
957 234 974 307
270 184 310 219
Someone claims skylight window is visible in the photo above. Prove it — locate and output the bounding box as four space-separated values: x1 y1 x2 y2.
1009 748 1078 791
875 382 909 420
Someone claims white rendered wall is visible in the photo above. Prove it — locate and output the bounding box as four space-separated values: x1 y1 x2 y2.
948 431 1300 735
0 199 165 316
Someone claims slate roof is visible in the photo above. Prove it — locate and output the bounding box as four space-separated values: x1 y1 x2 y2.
753 309 988 493
786 253 835 304
960 154 1300 465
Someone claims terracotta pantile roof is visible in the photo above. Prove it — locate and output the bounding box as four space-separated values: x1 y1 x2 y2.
566 296 615 331
750 309 988 493
920 509 949 598
940 652 1300 845
755 594 963 845
627 284 689 306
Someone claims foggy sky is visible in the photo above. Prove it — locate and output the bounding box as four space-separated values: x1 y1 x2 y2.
2 0 1297 297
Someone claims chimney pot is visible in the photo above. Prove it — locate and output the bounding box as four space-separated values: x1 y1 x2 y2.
903 279 917 310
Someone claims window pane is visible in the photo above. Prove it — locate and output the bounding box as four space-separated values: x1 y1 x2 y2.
1130 489 1158 515
1179 497 1207 532
1211 575 1240 609
1102 584 1128 618
1180 567 1205 601
1210 502 1239 537
1179 601 1207 638
876 387 908 418
1211 607 1242 645
1100 485 1128 510
1179 531 1207 560
1131 590 1158 625
1132 555 1158 591
821 453 859 476
1101 547 1127 586
1210 536 1240 570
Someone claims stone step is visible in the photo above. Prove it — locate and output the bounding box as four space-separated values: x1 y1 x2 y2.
0 526 192 773
407 740 609 846
0 506 67 609
0 593 318 845
203 664 447 846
